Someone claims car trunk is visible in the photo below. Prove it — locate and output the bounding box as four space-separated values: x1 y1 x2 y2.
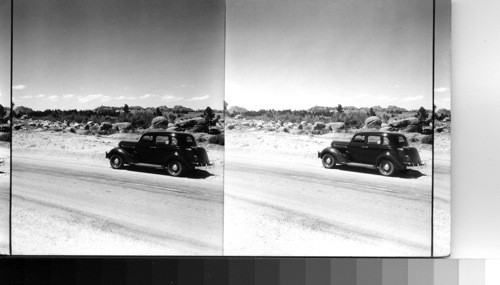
192 147 210 165
398 146 422 166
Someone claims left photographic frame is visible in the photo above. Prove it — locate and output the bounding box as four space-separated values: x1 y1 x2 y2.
10 0 225 255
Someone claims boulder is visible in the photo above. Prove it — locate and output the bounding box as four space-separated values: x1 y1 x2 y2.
313 122 326 131
113 122 132 131
388 117 420 128
190 124 208 133
175 117 205 128
327 122 345 132
151 116 169 129
99 122 113 131
422 127 433 134
364 116 382 129
227 124 236 130
208 128 221 135
401 124 421 133
380 126 396 132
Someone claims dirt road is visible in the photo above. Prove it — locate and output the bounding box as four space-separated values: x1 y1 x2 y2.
224 131 436 256
12 153 223 255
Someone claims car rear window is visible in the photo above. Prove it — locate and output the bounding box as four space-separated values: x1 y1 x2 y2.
395 135 409 147
184 136 197 146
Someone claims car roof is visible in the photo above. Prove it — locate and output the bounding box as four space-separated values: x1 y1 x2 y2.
354 131 405 137
142 131 193 137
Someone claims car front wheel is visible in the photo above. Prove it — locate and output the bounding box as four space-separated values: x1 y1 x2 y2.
166 160 184 177
110 155 124 169
322 154 336 169
378 159 396 176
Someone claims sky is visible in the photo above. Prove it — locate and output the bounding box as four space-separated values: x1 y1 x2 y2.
226 0 451 111
0 0 11 107
12 0 225 111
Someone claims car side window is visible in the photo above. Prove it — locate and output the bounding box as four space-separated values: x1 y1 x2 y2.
156 136 169 144
140 135 154 144
170 137 178 146
367 136 381 145
382 137 390 145
352 135 365 143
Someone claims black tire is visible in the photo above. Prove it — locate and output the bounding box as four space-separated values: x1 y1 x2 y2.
321 154 336 169
110 154 124 169
378 159 396 176
166 160 184 177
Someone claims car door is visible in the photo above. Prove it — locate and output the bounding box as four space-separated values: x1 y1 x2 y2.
153 134 178 165
135 134 157 164
364 135 388 164
347 134 366 163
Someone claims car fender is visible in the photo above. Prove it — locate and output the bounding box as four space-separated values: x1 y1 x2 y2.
107 147 136 164
318 147 349 164
163 152 190 168
376 153 405 170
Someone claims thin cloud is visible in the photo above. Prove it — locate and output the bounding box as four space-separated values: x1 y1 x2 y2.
402 95 423 101
161 94 184 101
12 85 26 90
78 94 111 103
187 94 210 101
139 94 160 99
116 96 137 100
62 94 76 99
36 94 46 98
21 95 34 99
46 95 59 101
434 87 449 92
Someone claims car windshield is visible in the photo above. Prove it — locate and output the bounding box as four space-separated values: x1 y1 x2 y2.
184 135 197 147
395 135 409 147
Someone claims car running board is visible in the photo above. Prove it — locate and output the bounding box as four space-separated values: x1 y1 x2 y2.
131 163 164 169
341 162 377 169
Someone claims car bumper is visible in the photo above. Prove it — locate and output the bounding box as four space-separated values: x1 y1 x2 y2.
105 151 110 159
190 161 213 167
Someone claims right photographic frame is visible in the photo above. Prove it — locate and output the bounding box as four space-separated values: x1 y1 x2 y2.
223 0 451 256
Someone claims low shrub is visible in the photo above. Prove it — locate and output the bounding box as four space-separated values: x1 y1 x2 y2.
208 134 224 146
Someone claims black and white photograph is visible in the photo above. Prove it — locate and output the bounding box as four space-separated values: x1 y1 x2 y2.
0 0 12 256
11 0 225 255
224 0 451 256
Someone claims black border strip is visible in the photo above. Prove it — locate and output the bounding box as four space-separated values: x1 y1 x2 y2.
431 0 436 257
9 0 13 256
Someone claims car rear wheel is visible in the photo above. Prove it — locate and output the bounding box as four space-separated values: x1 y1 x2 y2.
110 155 124 169
321 154 336 169
378 159 395 176
166 160 184 177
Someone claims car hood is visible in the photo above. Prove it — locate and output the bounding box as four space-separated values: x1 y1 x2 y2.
118 140 138 148
331 140 350 148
